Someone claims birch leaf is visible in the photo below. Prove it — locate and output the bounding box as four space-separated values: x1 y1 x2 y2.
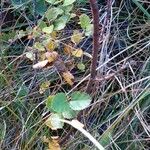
42 25 54 34
25 52 35 61
71 30 83 44
51 93 70 113
45 51 58 63
46 7 63 21
62 71 74 85
45 113 64 129
34 42 45 51
69 91 92 110
48 138 61 150
72 49 83 57
39 81 50 94
46 40 56 51
63 0 76 6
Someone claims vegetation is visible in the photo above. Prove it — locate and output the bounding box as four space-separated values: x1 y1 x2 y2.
0 0 150 149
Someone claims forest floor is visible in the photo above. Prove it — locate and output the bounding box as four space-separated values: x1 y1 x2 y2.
0 0 150 150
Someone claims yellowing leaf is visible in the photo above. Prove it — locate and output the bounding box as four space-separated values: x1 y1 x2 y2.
48 138 61 150
72 49 83 57
45 51 58 63
46 40 56 51
62 71 74 86
45 117 53 129
45 113 64 130
64 44 72 55
42 25 54 34
71 30 83 44
41 136 61 150
34 42 45 51
39 81 50 94
50 31 57 39
33 60 49 69
41 136 49 143
39 52 46 61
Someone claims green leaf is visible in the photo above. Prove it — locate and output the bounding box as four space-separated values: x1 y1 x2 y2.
62 108 77 119
39 81 50 94
45 0 62 5
46 96 55 112
16 85 28 98
85 24 93 36
38 20 47 29
36 0 47 16
42 25 54 34
17 30 26 39
46 113 64 129
69 92 92 110
33 42 45 51
79 14 91 29
25 52 35 61
63 0 76 6
45 7 63 21
51 93 70 113
77 63 85 71
45 0 56 4
61 4 73 13
54 15 69 30
11 0 26 6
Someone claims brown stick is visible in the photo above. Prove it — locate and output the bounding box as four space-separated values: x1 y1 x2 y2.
60 0 100 146
86 0 100 93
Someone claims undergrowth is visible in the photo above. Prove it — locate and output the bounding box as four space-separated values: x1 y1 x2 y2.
0 0 150 150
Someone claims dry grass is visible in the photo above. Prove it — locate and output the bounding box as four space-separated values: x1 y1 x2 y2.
0 0 150 149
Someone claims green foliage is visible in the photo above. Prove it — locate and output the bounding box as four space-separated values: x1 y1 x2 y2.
79 14 93 36
40 0 77 32
42 25 54 34
45 0 62 5
45 7 63 21
50 93 70 113
53 15 70 30
33 42 45 51
63 0 76 6
77 63 85 71
62 108 76 119
80 14 91 29
46 91 92 129
11 0 26 6
16 85 28 98
36 0 47 15
69 92 91 110
2 0 150 149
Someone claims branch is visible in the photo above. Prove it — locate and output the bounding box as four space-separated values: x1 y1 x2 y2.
86 0 100 93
